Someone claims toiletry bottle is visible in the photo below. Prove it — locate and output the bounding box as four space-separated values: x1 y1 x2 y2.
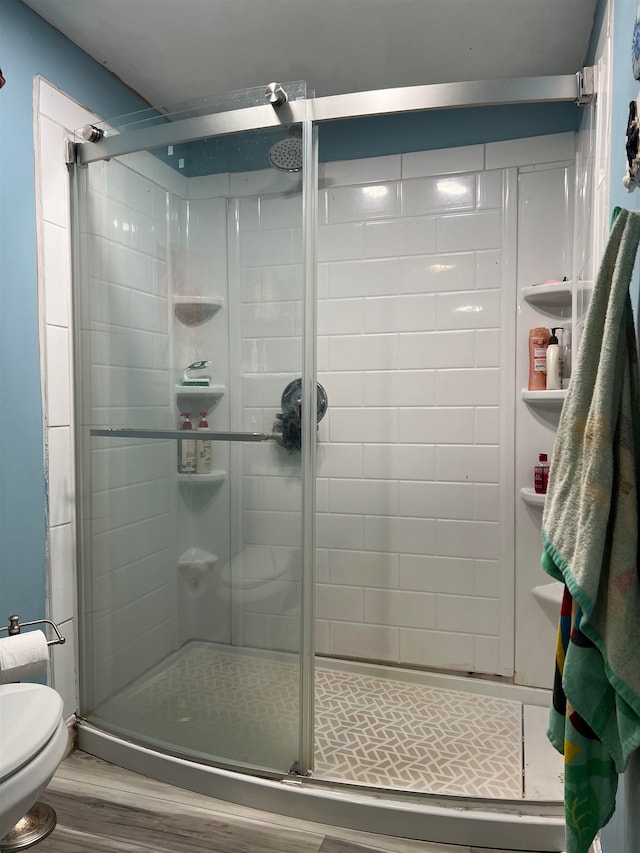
534 453 550 494
545 327 563 390
196 411 213 474
561 323 572 388
178 412 196 474
528 327 550 391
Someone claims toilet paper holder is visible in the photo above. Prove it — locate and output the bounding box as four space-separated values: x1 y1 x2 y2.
1 615 66 646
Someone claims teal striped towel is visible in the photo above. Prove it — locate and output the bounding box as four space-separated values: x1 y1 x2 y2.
541 207 640 853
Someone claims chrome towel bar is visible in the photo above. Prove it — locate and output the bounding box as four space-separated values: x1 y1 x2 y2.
90 428 275 442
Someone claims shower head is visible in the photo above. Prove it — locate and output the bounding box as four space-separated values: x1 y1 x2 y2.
268 128 303 172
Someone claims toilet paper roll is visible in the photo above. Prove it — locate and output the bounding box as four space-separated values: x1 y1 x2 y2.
0 631 49 684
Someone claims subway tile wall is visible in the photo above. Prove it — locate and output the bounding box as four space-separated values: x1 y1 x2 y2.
77 152 180 704
318 159 507 675
172 187 233 650
513 152 576 688
234 134 575 677
229 174 306 653
234 147 516 675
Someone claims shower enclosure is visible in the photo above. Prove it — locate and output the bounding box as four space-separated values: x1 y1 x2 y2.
71 75 591 849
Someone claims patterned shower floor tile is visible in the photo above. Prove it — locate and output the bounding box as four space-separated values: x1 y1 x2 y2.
314 666 523 798
91 642 523 799
92 643 300 773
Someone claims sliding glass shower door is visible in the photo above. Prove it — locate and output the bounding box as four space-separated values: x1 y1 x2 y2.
74 86 316 776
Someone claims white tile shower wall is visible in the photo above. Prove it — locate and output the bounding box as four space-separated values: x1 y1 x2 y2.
235 147 513 675
230 134 574 683
229 174 305 653
314 156 513 675
514 159 576 689
77 148 183 703
172 185 233 649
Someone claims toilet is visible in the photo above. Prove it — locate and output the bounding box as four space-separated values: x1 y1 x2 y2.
0 683 67 844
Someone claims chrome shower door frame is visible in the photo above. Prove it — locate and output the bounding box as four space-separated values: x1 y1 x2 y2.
72 91 318 778
76 75 583 166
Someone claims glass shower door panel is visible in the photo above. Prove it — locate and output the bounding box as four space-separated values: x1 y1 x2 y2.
76 120 309 776
76 151 178 737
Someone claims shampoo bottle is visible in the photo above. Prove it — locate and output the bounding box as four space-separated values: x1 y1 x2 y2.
528 327 550 391
545 327 563 391
178 412 196 474
196 411 213 474
534 453 550 494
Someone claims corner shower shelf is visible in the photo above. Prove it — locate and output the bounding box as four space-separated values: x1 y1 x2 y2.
532 581 564 618
177 470 226 484
175 384 225 400
173 296 224 326
521 388 567 408
522 281 572 310
520 487 546 507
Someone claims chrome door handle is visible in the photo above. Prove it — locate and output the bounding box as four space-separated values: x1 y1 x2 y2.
273 379 328 451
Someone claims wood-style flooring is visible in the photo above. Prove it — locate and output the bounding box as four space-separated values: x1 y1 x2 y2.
33 751 545 853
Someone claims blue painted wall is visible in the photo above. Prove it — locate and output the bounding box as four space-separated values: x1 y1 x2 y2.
320 102 581 162
0 0 146 627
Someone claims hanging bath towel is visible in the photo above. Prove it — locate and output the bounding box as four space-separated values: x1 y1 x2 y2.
541 207 640 853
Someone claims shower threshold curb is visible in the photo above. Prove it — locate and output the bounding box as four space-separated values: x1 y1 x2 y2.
78 724 565 852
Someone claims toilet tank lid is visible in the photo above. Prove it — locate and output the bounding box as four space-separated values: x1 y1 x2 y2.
0 684 63 782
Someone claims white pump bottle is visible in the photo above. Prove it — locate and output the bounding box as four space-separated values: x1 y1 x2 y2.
546 327 563 391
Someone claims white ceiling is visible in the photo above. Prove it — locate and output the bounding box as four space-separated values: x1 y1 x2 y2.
23 0 598 109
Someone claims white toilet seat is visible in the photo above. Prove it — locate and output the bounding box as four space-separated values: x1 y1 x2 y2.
0 684 67 840
0 684 63 783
